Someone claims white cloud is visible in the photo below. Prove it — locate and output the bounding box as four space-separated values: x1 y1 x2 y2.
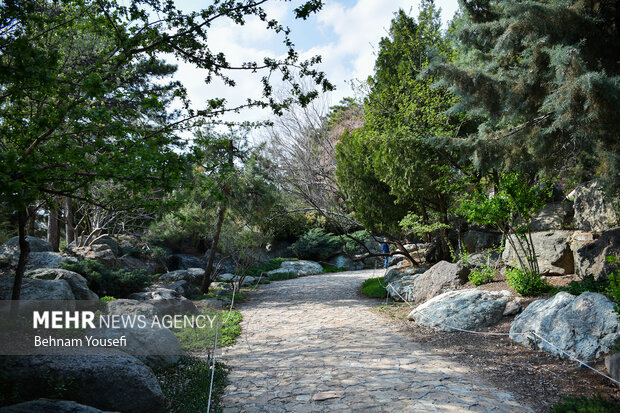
168 0 461 128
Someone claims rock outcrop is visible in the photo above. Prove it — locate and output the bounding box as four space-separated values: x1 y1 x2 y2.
502 231 574 275
267 260 323 277
0 399 112 413
387 261 469 305
128 288 198 316
574 228 620 280
509 292 620 360
0 277 75 301
87 324 182 369
407 289 511 331
27 268 98 301
572 181 618 232
0 352 164 413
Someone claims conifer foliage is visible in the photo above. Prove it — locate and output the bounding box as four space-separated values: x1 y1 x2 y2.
435 0 620 186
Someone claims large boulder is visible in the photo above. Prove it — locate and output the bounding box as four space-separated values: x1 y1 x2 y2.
529 202 574 231
27 268 98 301
572 181 618 231
172 254 203 270
605 353 620 384
463 230 502 253
327 255 364 271
574 228 620 280
165 280 199 298
0 399 112 412
267 260 323 277
384 266 426 285
128 288 197 316
119 254 150 271
0 236 53 255
87 324 182 370
159 268 204 285
385 274 422 302
26 252 76 270
411 261 469 305
93 237 119 256
0 352 164 412
106 299 158 318
66 244 119 269
0 277 75 301
386 261 468 304
407 289 511 331
509 292 620 360
460 250 501 269
0 236 73 269
502 231 574 275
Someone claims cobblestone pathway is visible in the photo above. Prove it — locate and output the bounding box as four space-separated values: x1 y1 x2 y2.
219 269 532 412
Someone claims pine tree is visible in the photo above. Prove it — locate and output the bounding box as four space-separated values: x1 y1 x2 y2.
434 0 620 189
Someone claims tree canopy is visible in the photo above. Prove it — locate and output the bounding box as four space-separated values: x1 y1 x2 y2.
434 0 620 187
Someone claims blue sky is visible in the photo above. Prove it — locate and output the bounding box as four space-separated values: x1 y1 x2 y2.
171 0 460 125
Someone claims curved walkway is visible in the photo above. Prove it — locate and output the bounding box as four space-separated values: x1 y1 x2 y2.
219 269 532 412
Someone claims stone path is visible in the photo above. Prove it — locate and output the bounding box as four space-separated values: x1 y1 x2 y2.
219 269 532 412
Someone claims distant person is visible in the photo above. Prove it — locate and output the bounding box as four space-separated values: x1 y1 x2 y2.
382 238 390 269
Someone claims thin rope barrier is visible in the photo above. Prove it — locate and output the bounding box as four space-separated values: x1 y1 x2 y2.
206 317 220 412
384 277 620 387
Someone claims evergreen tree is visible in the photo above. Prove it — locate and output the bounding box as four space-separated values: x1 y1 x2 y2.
434 0 620 189
336 1 475 258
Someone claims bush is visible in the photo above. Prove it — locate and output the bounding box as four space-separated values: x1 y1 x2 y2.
505 267 552 296
322 265 346 273
555 277 610 297
361 277 388 298
291 228 342 261
468 266 495 286
60 259 155 298
156 356 228 413
342 230 371 256
606 256 620 308
267 272 298 281
548 396 620 412
243 257 298 278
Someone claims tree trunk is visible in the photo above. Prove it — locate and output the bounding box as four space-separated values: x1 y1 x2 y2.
65 197 74 245
12 209 30 301
47 206 60 252
26 205 36 236
200 203 227 294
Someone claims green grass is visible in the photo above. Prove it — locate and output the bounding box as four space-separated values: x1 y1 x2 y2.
267 272 298 281
548 396 620 412
361 277 388 298
322 264 347 273
172 309 243 351
156 356 228 413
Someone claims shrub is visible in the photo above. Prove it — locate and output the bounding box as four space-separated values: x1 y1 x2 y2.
361 277 388 298
267 272 298 281
548 396 620 412
555 277 610 297
606 256 620 308
156 356 228 413
291 228 342 261
60 259 155 298
342 230 371 256
505 267 552 296
468 266 495 286
243 257 298 278
322 265 346 273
